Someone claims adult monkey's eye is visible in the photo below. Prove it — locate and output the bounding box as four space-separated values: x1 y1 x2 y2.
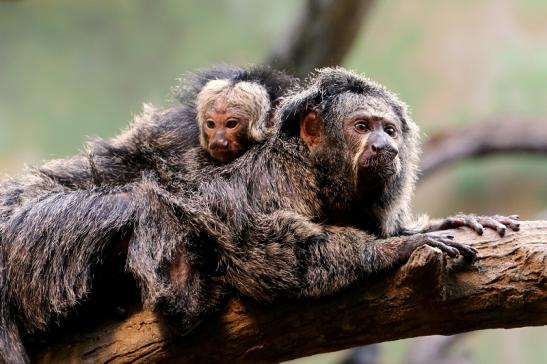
384 125 397 137
354 120 369 133
226 119 239 129
206 120 215 129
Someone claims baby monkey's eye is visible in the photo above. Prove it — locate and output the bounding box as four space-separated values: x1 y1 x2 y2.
206 120 215 129
354 120 370 133
226 119 239 129
384 125 397 137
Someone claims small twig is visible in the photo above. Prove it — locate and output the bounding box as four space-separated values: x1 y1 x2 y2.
420 118 547 179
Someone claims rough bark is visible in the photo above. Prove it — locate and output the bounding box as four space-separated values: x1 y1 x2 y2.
267 0 375 78
420 119 547 179
33 220 547 363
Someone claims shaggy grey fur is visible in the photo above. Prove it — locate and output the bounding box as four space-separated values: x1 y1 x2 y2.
0 67 514 363
0 65 298 363
125 67 480 335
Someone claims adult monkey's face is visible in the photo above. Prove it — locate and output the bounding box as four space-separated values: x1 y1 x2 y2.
281 67 420 216
299 92 406 193
337 93 404 184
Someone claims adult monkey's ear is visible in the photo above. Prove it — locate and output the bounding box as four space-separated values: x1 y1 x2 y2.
299 110 323 151
277 85 321 139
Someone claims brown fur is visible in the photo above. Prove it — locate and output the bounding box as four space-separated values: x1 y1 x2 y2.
0 66 517 364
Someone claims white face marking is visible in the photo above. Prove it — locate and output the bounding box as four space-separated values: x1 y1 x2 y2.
352 134 369 180
332 93 399 125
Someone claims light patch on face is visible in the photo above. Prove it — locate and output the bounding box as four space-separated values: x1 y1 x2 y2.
331 93 400 124
352 133 369 184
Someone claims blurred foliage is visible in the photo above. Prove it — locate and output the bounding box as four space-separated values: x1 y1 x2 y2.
1 1 546 363
0 0 301 167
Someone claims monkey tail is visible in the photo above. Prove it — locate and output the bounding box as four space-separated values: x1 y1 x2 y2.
2 186 136 334
0 180 28 362
0 250 28 364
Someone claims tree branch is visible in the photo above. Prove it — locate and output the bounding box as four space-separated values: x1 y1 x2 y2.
267 0 376 78
420 119 547 179
403 334 471 364
33 220 547 363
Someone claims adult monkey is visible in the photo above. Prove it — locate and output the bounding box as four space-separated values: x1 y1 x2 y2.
0 65 297 363
134 67 519 332
0 68 518 362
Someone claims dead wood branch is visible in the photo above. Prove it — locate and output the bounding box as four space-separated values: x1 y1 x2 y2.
267 0 375 78
420 119 547 179
33 220 547 363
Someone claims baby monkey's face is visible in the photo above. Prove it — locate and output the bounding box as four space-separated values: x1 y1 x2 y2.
197 79 271 163
202 97 251 163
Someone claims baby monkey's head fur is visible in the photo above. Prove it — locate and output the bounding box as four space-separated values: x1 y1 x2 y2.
177 65 299 163
196 79 271 162
278 67 421 235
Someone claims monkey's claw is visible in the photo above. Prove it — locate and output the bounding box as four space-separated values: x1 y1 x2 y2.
439 214 520 236
405 233 478 262
425 233 478 262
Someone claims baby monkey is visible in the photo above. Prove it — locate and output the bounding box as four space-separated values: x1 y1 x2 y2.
196 78 273 163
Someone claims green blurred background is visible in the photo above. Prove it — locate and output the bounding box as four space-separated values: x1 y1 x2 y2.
1 1 546 363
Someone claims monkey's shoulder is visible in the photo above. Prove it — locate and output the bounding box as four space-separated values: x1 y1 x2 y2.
179 140 319 218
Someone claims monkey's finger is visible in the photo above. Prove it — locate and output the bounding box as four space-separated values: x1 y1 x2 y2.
493 215 521 231
508 214 520 220
425 239 459 258
439 237 477 253
445 241 478 262
443 239 479 253
438 217 466 230
430 233 455 240
464 217 484 235
432 236 478 262
477 217 507 237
